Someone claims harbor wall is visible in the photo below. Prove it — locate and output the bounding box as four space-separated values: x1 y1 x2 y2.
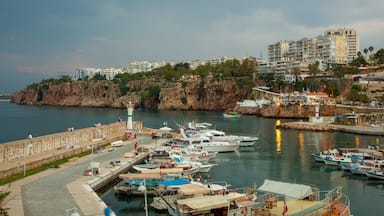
238 104 384 119
0 122 129 178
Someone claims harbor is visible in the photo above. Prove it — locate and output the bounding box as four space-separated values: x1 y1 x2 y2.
1 103 384 215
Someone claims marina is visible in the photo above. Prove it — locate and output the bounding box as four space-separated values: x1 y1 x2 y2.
1 102 384 215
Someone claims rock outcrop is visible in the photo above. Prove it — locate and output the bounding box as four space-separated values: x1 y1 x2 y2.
11 77 253 111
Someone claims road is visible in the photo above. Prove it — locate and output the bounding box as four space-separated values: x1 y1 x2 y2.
4 134 158 216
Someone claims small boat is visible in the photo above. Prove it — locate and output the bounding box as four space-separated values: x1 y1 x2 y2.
311 148 340 163
167 190 254 216
132 163 160 172
238 136 259 147
223 111 241 118
366 169 384 180
254 179 352 216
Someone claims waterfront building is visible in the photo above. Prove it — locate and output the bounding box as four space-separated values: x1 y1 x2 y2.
324 28 360 64
265 27 359 74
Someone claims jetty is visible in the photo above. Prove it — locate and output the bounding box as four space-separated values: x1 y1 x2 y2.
277 121 384 136
1 131 167 216
0 101 177 215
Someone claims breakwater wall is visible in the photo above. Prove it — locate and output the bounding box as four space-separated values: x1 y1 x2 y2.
238 104 384 118
277 121 384 136
0 122 127 178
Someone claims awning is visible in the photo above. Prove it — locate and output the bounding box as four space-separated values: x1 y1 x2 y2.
257 179 313 199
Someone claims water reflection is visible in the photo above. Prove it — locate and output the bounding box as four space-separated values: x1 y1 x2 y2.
275 129 281 153
355 136 360 148
299 132 304 164
275 120 281 153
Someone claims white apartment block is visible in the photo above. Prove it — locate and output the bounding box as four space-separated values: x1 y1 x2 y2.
324 28 359 64
264 27 359 75
123 61 169 74
74 67 123 80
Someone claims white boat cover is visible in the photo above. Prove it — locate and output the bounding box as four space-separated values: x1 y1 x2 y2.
177 195 228 211
258 179 313 199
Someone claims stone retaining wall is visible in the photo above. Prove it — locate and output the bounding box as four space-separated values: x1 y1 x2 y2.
0 122 128 178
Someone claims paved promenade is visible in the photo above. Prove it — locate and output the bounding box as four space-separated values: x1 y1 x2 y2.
2 135 162 216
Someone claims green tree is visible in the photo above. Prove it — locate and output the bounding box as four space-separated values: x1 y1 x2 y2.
350 55 367 67
308 61 320 76
291 67 301 84
92 73 107 80
369 46 374 54
363 48 369 57
195 65 210 78
374 48 384 64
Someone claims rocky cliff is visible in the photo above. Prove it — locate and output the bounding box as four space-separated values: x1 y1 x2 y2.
11 77 253 110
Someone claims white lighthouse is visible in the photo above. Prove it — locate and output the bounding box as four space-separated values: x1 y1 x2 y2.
127 101 133 131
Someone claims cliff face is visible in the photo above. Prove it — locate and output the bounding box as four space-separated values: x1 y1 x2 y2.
11 77 252 110
159 78 249 110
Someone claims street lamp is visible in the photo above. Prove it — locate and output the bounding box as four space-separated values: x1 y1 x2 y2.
138 179 148 216
24 134 33 176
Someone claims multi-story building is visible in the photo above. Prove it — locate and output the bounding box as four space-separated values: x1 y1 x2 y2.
263 28 359 76
74 67 123 80
324 28 359 64
268 41 290 62
123 61 169 74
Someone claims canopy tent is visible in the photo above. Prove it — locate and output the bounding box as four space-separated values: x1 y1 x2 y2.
257 179 313 199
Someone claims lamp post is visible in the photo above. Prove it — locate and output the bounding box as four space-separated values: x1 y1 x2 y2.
138 179 148 216
24 134 33 176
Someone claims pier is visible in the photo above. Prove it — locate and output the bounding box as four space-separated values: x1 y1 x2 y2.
277 121 384 136
1 133 166 216
0 111 169 216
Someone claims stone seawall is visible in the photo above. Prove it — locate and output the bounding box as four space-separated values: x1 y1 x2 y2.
238 104 384 118
0 122 127 178
277 121 384 136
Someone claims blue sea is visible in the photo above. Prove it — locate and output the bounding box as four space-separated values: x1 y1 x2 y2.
1 101 383 215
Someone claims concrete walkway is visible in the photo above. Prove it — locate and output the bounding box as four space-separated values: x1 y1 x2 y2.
2 135 161 216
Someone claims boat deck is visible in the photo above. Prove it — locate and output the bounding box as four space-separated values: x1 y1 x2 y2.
268 199 326 215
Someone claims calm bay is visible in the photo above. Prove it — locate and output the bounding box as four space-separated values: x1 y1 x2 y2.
1 101 383 215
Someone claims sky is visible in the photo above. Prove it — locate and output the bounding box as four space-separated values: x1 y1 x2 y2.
1 0 384 93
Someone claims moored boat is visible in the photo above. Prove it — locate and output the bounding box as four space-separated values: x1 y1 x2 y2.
254 179 351 216
223 111 241 118
366 169 384 180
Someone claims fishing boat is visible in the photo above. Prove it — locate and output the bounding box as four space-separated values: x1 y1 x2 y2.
311 148 340 163
254 179 351 216
167 190 255 216
366 169 384 180
223 111 241 118
114 173 188 197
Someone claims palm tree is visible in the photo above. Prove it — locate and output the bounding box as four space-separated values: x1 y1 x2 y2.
369 46 374 54
368 46 374 64
363 48 369 57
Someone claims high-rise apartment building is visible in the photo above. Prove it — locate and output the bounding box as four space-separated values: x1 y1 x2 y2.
324 28 359 64
267 28 359 69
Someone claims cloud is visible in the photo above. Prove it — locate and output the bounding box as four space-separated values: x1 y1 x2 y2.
91 36 116 43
